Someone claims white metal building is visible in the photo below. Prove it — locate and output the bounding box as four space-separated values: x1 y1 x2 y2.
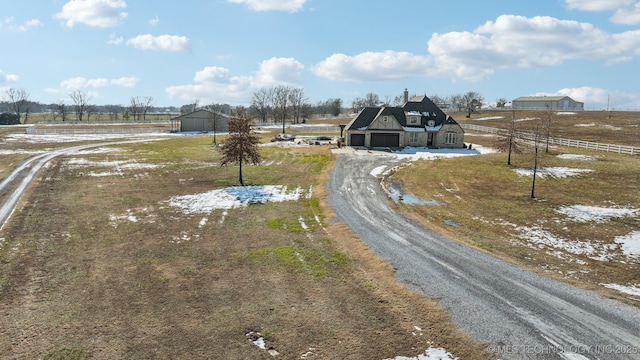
512 96 584 111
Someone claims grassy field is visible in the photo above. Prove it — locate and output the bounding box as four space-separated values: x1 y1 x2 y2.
450 109 640 147
388 110 640 305
0 130 488 359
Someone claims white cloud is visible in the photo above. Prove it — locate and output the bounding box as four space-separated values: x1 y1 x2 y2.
426 15 640 81
7 18 42 32
227 0 307 12
149 16 159 26
166 57 304 104
55 0 127 28
107 33 124 45
611 3 640 25
60 76 138 90
564 0 633 11
565 0 640 25
0 70 20 84
126 34 190 53
255 57 304 85
312 51 432 82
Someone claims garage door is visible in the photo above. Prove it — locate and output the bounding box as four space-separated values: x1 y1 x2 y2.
350 134 365 146
370 133 399 147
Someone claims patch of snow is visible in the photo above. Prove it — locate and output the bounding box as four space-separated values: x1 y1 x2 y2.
514 167 593 178
614 231 640 258
515 225 617 261
473 116 503 121
557 154 596 161
556 112 577 115
556 205 639 223
198 217 208 228
168 185 309 214
389 146 495 162
385 347 458 360
370 165 387 177
602 283 640 297
298 216 309 230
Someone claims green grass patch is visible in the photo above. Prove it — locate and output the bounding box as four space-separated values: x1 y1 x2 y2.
43 347 86 360
245 245 348 278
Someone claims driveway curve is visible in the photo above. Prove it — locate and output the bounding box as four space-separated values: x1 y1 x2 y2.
326 151 640 360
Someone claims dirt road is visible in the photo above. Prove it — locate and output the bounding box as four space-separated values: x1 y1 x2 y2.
326 151 640 360
0 139 165 230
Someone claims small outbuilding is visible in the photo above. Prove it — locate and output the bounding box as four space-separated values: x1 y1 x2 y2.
512 96 584 111
172 109 229 132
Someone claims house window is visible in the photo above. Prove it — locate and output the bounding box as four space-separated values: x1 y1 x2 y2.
427 120 435 127
409 132 419 143
445 132 457 144
409 116 419 125
382 116 388 122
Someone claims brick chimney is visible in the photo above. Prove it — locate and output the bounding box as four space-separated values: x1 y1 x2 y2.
403 88 409 104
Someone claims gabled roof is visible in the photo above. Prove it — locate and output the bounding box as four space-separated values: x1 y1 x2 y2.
513 96 577 102
346 95 455 131
171 109 229 120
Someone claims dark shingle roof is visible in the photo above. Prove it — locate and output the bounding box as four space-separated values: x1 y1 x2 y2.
346 95 457 131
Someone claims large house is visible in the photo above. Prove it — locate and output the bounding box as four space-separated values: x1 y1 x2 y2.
344 90 465 148
512 96 584 111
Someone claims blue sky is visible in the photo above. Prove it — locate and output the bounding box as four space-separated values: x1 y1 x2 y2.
1 0 640 110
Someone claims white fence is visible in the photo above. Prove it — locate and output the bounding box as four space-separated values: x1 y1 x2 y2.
461 124 639 156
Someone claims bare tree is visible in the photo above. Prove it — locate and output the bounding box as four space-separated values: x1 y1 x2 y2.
496 98 508 108
492 110 523 165
69 90 91 121
206 103 227 145
250 87 273 124
106 104 123 120
461 91 484 118
364 92 380 107
272 85 291 134
129 97 142 121
141 96 154 120
56 100 68 122
3 88 31 124
528 118 547 199
288 88 307 124
219 114 261 186
85 104 97 121
544 105 554 153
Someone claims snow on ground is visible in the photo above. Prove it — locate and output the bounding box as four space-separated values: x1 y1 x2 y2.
614 231 640 258
390 145 496 161
557 205 639 223
168 185 310 214
473 116 504 121
575 123 623 130
385 347 458 360
556 112 577 115
4 132 172 143
514 167 593 178
512 223 618 262
557 154 596 161
602 283 640 297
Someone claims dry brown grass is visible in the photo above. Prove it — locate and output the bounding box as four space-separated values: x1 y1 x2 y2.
388 122 640 305
0 134 488 359
451 109 640 147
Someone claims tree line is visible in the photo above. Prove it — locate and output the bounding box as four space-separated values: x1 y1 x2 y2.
0 88 179 124
2 86 492 125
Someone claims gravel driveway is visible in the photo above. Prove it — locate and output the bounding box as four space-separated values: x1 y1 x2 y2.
326 150 640 360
